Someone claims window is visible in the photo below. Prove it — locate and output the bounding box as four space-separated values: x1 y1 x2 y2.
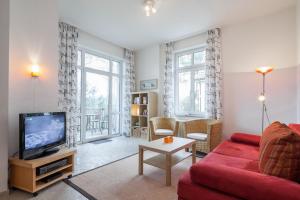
175 47 206 116
76 49 122 143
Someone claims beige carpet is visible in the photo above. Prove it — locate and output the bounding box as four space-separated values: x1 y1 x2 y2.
69 151 199 200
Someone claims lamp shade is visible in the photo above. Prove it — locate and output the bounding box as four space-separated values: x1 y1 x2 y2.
256 66 273 75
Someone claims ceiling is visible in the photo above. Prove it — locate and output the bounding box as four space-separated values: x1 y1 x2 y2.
59 0 296 50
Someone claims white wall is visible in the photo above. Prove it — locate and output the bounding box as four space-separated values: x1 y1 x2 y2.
297 0 300 122
8 0 59 155
297 1 300 65
135 45 162 114
222 7 297 137
173 33 207 52
78 30 124 60
223 7 296 73
135 45 160 91
135 7 298 138
0 0 9 193
135 33 207 115
298 0 300 64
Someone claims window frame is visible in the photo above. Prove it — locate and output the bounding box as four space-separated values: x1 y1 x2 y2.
76 47 124 143
174 46 207 117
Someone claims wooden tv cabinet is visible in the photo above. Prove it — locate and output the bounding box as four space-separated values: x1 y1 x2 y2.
9 148 76 196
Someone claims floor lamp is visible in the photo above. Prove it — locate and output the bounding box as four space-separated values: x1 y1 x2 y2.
256 66 273 133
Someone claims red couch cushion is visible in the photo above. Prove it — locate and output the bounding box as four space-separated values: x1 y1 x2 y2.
202 152 259 172
289 124 300 135
259 121 300 181
213 141 259 161
178 172 240 200
190 162 300 200
231 133 261 146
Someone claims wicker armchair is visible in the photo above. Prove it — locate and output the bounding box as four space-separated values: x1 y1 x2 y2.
149 117 179 141
183 119 222 153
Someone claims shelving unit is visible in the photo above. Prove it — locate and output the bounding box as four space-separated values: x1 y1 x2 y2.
131 92 157 140
9 149 75 196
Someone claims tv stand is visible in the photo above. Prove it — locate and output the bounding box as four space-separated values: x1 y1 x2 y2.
26 148 60 160
44 147 60 155
43 147 60 156
9 148 75 196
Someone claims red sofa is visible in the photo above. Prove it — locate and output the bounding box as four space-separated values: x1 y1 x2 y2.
177 130 300 200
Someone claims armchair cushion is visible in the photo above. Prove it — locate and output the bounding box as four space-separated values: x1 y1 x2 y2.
154 129 173 136
231 132 261 146
150 117 179 140
190 162 300 200
187 133 207 141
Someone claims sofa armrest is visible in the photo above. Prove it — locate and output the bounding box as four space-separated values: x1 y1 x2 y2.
230 133 260 146
289 124 300 135
190 162 300 200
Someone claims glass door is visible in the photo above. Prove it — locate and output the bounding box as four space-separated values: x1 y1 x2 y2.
84 72 109 140
77 49 122 143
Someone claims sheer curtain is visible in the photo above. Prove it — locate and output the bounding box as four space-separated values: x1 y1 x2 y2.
123 49 136 136
162 42 175 117
58 22 79 148
205 28 223 120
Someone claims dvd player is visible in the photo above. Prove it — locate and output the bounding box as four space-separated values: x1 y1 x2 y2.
36 158 68 176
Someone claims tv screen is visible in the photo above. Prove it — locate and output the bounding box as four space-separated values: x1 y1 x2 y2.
24 114 65 150
19 112 66 159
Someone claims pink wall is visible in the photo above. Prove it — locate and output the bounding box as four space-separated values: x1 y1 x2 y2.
222 7 297 138
9 0 59 155
0 0 9 193
223 67 297 138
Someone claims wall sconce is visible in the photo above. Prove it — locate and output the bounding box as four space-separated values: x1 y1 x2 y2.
31 65 40 77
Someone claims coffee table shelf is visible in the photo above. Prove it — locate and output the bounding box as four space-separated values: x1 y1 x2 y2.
143 151 192 170
138 137 196 186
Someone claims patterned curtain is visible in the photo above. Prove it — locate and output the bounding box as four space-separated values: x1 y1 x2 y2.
58 22 79 148
205 28 223 120
123 49 136 136
162 42 175 117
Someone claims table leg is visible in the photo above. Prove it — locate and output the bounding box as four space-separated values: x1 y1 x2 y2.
192 143 196 164
165 153 171 186
139 147 144 175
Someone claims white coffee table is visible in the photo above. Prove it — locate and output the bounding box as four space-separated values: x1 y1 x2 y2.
138 137 196 186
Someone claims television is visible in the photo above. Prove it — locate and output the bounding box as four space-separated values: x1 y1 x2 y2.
19 112 66 160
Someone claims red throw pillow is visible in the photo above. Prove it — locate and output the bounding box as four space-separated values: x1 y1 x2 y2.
231 132 261 146
259 121 300 181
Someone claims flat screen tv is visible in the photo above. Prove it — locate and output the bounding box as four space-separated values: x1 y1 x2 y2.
19 112 66 160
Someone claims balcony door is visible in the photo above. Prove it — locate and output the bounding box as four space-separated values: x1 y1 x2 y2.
76 49 122 143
